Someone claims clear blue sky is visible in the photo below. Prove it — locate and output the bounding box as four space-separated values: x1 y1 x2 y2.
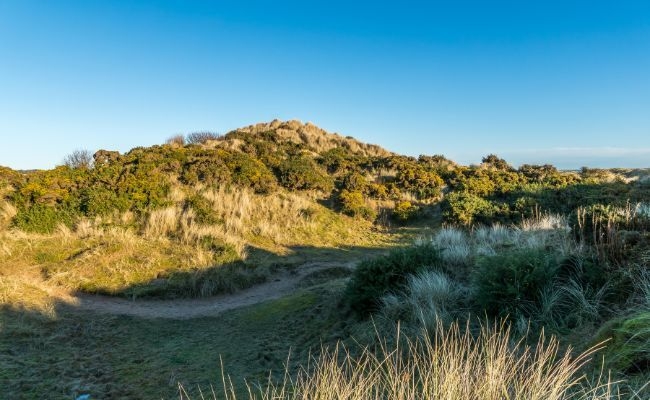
1 1 649 170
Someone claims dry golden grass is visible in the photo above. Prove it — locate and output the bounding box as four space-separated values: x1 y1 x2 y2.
0 275 58 316
0 199 16 229
0 226 235 297
144 206 181 238
0 184 384 299
221 119 391 157
182 321 623 400
142 185 383 255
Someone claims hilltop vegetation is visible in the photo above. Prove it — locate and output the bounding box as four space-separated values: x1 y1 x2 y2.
1 120 650 398
5 120 650 236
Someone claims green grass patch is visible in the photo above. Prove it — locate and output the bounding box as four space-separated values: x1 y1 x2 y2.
597 312 650 376
0 282 355 399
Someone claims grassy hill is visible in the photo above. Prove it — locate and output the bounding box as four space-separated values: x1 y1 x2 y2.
1 120 650 398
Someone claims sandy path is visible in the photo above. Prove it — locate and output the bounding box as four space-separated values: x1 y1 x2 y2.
51 261 355 319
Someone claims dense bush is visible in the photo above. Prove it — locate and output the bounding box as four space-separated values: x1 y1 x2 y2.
472 249 559 318
106 160 171 213
0 166 23 188
184 194 220 225
318 147 356 174
344 244 442 315
392 201 419 222
518 164 578 186
394 166 443 200
341 171 368 192
481 154 513 171
13 203 78 233
224 153 277 194
443 191 497 225
180 157 231 187
338 190 375 220
556 254 607 288
79 186 129 216
12 166 87 207
277 156 333 192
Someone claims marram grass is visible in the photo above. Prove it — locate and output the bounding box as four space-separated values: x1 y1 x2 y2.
180 320 636 400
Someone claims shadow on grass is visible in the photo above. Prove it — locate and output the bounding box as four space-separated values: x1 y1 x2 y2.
0 242 400 399
0 263 367 400
83 243 395 300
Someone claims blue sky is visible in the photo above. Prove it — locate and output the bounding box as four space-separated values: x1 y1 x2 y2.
1 1 649 170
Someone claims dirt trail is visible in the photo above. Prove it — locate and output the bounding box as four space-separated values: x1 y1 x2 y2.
50 261 355 319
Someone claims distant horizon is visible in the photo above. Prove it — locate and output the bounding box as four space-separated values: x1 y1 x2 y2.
1 1 648 171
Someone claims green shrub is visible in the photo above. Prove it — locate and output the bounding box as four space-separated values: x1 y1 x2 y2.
339 190 376 220
185 195 220 225
341 172 367 192
395 166 443 200
473 249 559 318
518 164 577 186
79 186 129 216
344 244 442 316
13 203 77 233
180 158 231 187
392 201 420 222
556 254 608 291
318 147 354 174
225 153 277 194
0 166 24 188
443 191 497 225
597 312 650 375
455 171 497 197
278 156 333 192
11 166 87 209
481 154 513 171
367 183 389 199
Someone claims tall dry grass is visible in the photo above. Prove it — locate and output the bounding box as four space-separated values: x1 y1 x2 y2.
0 183 379 299
140 187 317 257
0 183 380 297
381 270 468 329
144 207 181 238
0 199 16 229
229 120 391 157
141 185 375 255
400 217 596 332
139 186 318 257
201 186 317 245
0 223 233 297
430 215 575 267
181 321 624 400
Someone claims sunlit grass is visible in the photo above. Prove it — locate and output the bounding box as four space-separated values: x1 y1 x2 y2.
182 320 628 400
